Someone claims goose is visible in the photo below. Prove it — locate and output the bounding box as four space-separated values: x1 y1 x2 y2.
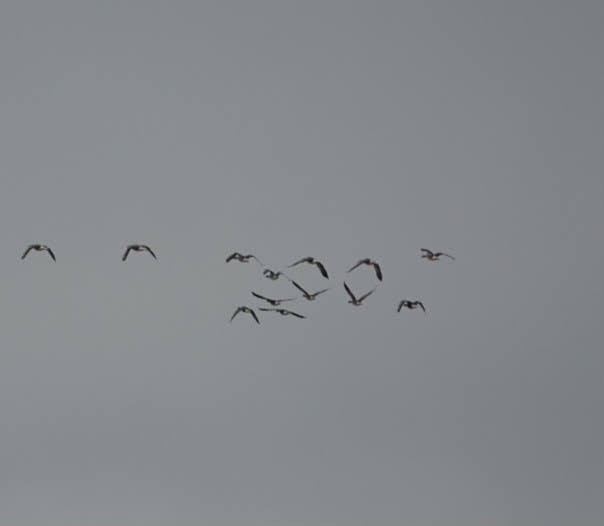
226 252 263 265
259 307 306 319
230 306 260 324
288 256 329 279
420 248 454 261
397 300 426 313
21 244 56 261
251 291 295 306
291 280 329 301
343 281 375 306
263 269 286 280
347 258 383 281
122 244 157 261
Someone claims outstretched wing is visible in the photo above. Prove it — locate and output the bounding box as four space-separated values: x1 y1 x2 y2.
417 301 426 312
397 300 405 312
372 262 383 281
287 310 306 319
251 291 270 302
441 252 455 260
347 259 365 273
230 307 242 322
420 248 433 255
343 282 356 301
226 252 239 262
45 247 56 261
249 309 260 324
142 245 157 260
359 288 376 302
21 245 34 260
315 260 329 279
288 257 310 268
258 307 276 312
291 280 310 296
122 246 132 261
313 288 329 297
249 254 264 266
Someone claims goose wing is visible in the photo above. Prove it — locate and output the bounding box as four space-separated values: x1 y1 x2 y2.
313 288 329 297
441 252 455 260
286 310 306 319
417 301 426 312
372 262 383 281
45 247 56 261
315 260 329 279
122 246 133 261
226 252 239 262
249 309 260 324
359 288 376 302
397 300 405 312
420 248 433 255
251 291 271 303
141 245 157 260
288 257 310 268
291 280 310 297
343 282 356 301
21 245 34 260
230 307 243 322
347 259 366 273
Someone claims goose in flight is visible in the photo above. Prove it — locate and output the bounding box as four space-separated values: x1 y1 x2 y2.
263 269 287 280
288 256 329 279
259 307 306 319
251 291 295 306
226 252 263 265
230 306 260 324
122 244 157 261
397 299 426 313
343 281 376 306
347 258 383 281
21 244 56 261
291 280 329 301
420 248 455 261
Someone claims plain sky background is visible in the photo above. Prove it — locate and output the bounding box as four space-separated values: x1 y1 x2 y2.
0 1 603 525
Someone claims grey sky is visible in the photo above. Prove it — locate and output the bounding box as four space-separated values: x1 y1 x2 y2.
0 1 603 525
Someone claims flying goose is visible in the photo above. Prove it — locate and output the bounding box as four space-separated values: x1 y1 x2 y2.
122 244 157 261
291 280 329 301
21 244 56 261
420 248 455 261
230 306 260 324
347 258 383 281
263 269 286 280
288 256 329 279
251 291 295 306
259 307 306 319
343 281 376 306
226 252 263 265
397 300 426 312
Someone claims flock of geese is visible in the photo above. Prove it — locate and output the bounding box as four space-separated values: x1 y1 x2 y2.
19 243 454 324
227 248 454 324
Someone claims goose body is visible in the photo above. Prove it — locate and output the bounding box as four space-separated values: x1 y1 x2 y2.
420 248 454 261
397 300 426 312
291 280 329 301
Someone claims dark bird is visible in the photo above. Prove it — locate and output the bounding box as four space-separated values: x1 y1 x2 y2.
263 269 286 280
21 244 56 261
291 280 329 301
226 252 263 265
343 281 376 306
230 306 260 324
420 248 455 261
347 258 383 281
259 307 306 319
122 244 157 261
251 291 295 306
288 256 329 279
397 300 426 313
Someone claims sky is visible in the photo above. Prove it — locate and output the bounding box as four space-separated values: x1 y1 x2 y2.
0 1 603 525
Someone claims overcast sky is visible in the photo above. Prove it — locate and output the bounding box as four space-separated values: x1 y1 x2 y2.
0 1 603 525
